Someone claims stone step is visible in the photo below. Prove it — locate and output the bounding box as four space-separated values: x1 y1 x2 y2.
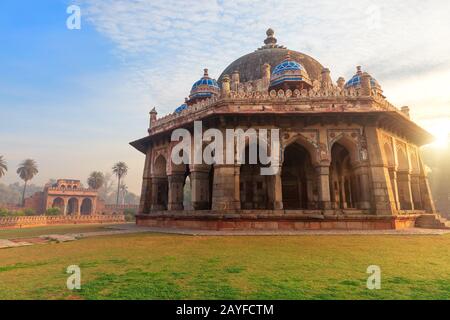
415 214 450 229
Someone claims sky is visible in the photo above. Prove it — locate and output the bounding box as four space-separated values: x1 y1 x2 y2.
1 0 450 193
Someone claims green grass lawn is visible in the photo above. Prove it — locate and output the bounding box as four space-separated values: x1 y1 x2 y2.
0 224 123 239
0 232 449 300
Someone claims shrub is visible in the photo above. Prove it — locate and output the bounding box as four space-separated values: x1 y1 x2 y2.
45 207 61 216
13 210 26 217
123 208 137 222
0 208 10 217
23 208 36 216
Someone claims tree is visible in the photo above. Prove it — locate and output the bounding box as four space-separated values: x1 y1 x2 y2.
0 156 7 178
112 162 128 205
87 171 105 190
99 172 115 203
16 159 38 206
120 183 128 205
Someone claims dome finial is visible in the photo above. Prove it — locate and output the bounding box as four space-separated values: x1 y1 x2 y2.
356 66 362 74
204 68 209 77
264 28 277 46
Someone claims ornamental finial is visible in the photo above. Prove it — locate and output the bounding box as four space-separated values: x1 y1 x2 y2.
204 68 209 77
264 28 277 46
356 66 362 74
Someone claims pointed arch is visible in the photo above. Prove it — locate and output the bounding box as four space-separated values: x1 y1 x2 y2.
67 198 79 215
384 142 395 168
52 197 65 213
329 134 359 165
281 142 317 209
152 154 169 210
80 198 93 215
283 134 319 167
153 154 168 177
329 142 359 209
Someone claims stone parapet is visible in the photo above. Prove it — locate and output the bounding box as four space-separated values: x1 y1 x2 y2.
0 215 125 230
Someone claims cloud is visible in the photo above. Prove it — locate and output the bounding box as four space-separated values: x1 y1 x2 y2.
78 0 450 116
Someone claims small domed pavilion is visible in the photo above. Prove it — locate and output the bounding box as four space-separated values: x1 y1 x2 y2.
131 29 440 231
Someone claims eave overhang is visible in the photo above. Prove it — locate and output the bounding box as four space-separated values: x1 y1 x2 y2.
130 97 434 154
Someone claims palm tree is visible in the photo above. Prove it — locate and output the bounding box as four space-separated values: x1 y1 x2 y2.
120 184 128 205
88 171 105 189
17 159 38 206
0 156 7 179
112 162 128 205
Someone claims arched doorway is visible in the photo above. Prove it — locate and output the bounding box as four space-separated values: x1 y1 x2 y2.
330 143 358 209
52 197 65 214
67 198 79 215
282 143 316 209
240 144 270 209
153 155 168 210
80 198 93 215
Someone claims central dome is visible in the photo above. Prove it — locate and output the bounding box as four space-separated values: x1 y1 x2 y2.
218 29 324 84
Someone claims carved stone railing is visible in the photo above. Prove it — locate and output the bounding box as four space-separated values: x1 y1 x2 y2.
47 187 98 192
151 86 402 130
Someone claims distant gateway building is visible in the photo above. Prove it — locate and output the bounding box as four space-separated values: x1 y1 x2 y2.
25 179 98 215
131 29 440 230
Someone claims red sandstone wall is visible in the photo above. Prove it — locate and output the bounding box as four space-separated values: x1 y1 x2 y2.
102 204 139 214
23 192 45 213
0 215 126 229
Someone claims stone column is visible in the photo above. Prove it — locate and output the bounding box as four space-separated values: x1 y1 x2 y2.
77 199 81 216
211 164 241 211
168 173 185 210
365 126 397 215
353 164 371 209
191 166 211 210
397 171 414 210
417 155 436 213
92 198 97 215
340 179 347 209
419 175 436 213
387 168 400 210
315 165 331 210
267 166 283 210
139 149 153 214
410 174 423 210
151 177 167 211
139 177 152 214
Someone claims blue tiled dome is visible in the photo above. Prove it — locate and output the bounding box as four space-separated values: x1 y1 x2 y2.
191 78 219 91
345 75 378 88
272 60 303 75
269 52 311 89
175 103 188 113
189 69 220 100
345 66 380 89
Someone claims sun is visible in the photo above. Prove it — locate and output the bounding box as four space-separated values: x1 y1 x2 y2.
428 123 450 149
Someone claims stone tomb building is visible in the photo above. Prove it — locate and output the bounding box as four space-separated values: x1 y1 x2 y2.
131 29 440 230
25 179 99 215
